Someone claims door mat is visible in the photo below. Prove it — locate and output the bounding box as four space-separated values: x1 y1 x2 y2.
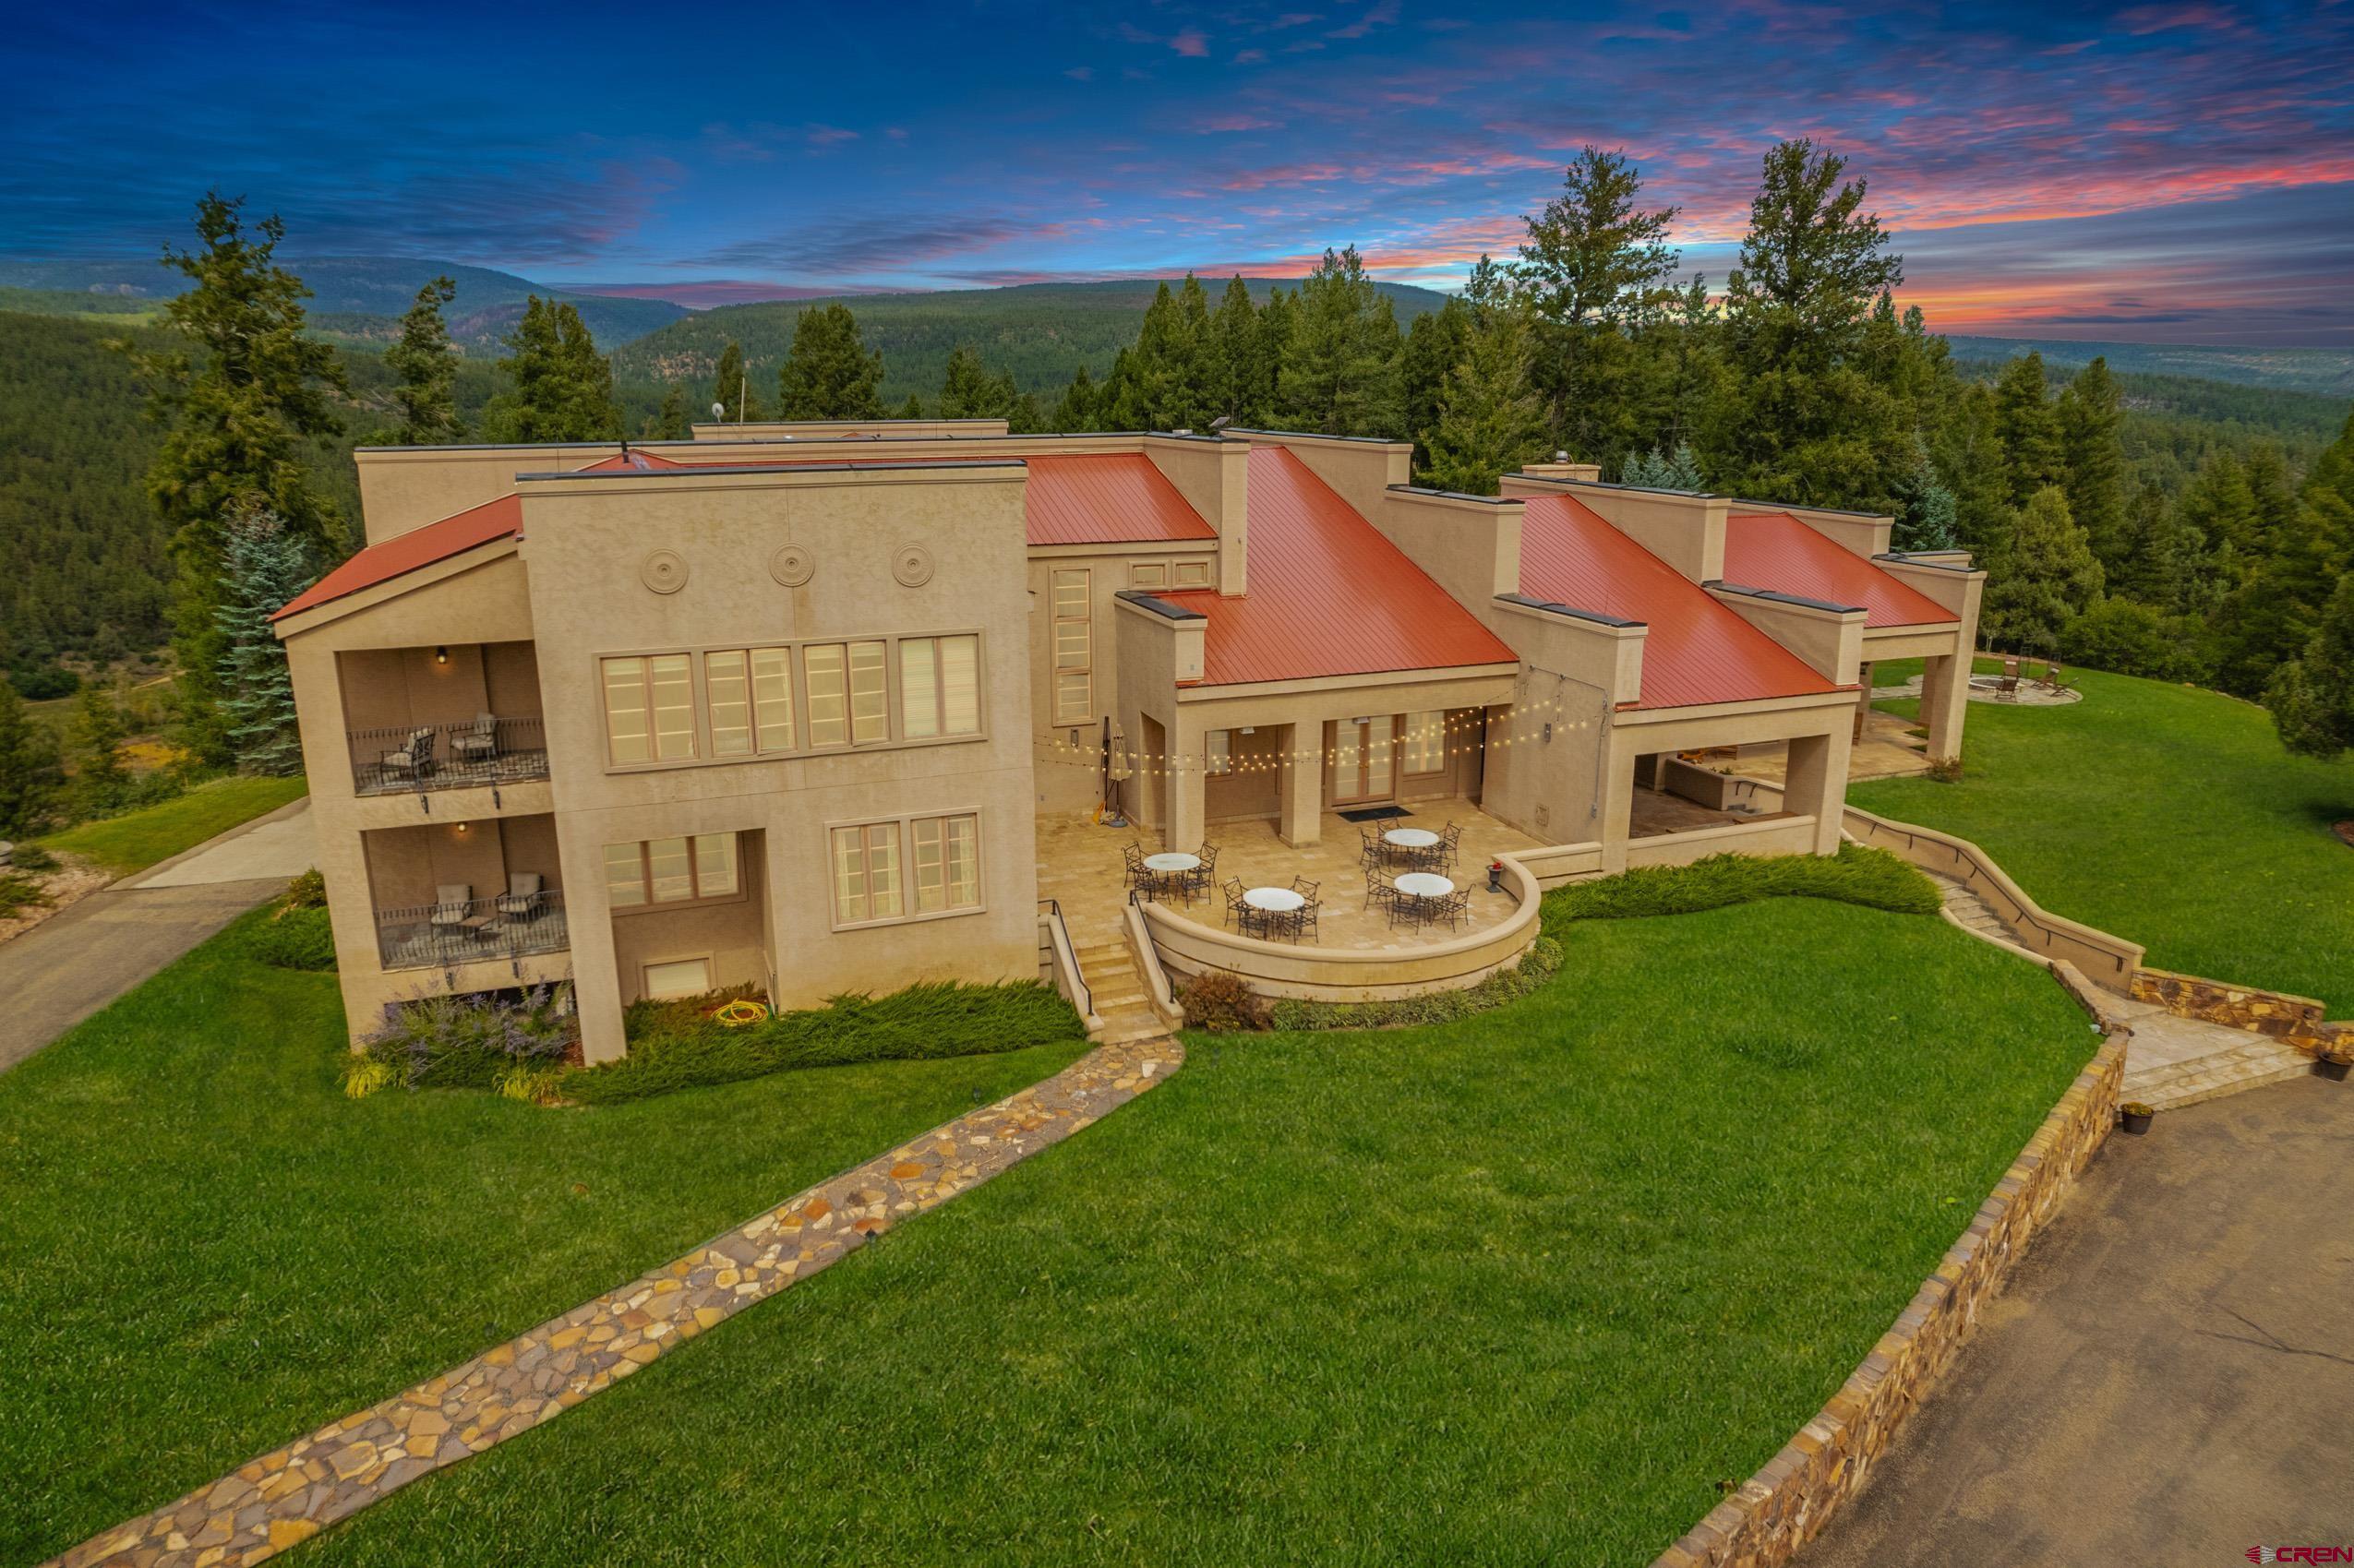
1337 805 1411 823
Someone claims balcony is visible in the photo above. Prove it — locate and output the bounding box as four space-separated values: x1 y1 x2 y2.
349 716 549 797
376 889 569 972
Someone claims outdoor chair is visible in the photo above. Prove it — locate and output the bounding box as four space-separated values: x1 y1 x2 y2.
496 872 546 923
1358 823 1386 870
1290 877 1321 943
1364 866 1399 917
1438 889 1471 930
1122 842 1150 893
1220 876 1250 931
1190 842 1219 899
1439 821 1464 865
427 885 473 950
381 726 438 782
451 712 499 765
1998 657 2020 696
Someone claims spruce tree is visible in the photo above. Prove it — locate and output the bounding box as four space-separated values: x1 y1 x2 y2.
383 276 464 444
478 299 619 442
645 384 691 439
1252 287 1295 425
0 683 65 839
127 193 348 763
1051 365 1100 431
1981 486 2104 654
711 341 763 424
2265 574 2354 761
895 392 925 420
1209 276 1265 425
1891 436 1960 550
1993 353 2063 504
1279 246 1401 437
71 684 130 816
1624 442 1707 491
1402 297 1473 465
776 304 884 419
1418 310 1548 496
212 506 315 775
2055 357 2126 569
938 347 1022 421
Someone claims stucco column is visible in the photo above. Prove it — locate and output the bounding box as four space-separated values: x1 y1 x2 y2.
1166 715 1207 853
1922 652 1971 762
1854 662 1875 741
1784 726 1851 855
557 823 629 1064
1277 721 1323 847
1599 733 1639 873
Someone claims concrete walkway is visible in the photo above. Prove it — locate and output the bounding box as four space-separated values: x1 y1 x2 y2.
1807 1076 2354 1566
0 799 317 1074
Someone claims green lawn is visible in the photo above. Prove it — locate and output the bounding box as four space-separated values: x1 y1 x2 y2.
294 896 2095 1567
0 911 1090 1563
1854 666 2354 1013
34 773 311 876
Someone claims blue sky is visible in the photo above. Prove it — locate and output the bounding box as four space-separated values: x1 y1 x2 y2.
7 0 2352 342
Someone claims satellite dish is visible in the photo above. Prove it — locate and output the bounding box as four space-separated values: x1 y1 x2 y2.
1209 415 1231 430
712 401 727 422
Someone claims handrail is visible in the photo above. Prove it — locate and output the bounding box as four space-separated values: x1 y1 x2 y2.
349 715 550 799
376 890 570 973
1035 898 1095 1022
1123 897 1185 1028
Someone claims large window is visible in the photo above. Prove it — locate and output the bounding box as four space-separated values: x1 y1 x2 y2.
805 642 848 748
1052 569 1091 724
1205 729 1233 776
602 654 696 764
604 832 740 909
849 640 889 744
1403 711 1446 775
831 812 981 927
899 635 980 740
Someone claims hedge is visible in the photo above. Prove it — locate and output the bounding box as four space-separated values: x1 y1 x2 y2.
1542 843 1940 924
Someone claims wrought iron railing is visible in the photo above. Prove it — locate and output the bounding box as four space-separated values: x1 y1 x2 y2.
376 890 569 972
349 716 550 796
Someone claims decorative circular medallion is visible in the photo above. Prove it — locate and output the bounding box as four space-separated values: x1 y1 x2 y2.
769 544 815 588
892 544 935 588
639 549 688 595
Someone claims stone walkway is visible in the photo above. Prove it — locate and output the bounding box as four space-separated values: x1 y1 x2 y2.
48 1035 1179 1568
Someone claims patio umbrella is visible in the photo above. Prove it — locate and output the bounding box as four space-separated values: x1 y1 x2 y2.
1104 718 1132 825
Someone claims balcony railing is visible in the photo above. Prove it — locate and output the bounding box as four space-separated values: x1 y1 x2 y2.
376 889 569 972
349 716 550 797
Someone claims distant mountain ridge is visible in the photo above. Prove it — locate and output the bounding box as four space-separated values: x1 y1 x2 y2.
1944 335 2354 397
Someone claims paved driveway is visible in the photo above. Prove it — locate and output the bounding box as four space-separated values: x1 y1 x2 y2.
0 798 317 1073
1808 1074 2353 1566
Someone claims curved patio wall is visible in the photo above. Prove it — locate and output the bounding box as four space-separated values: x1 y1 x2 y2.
1841 804 2144 992
1140 851 1551 1004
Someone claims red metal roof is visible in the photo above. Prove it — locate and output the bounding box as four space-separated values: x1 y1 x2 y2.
1024 454 1216 546
1519 493 1838 710
1157 447 1515 687
272 495 522 622
1724 511 1954 628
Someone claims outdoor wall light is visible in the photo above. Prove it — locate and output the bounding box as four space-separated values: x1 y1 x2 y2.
1543 722 1554 742
454 821 470 836
435 645 449 664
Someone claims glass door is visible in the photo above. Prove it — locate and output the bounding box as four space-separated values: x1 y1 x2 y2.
1330 714 1397 805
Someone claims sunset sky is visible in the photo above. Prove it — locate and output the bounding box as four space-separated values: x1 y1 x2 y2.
8 0 2351 343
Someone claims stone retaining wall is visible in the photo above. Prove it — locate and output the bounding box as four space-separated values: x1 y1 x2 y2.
2130 967 2348 1059
1654 961 2129 1568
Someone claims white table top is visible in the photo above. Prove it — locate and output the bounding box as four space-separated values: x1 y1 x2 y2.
1242 886 1305 912
1394 872 1455 899
1144 852 1202 873
1384 827 1440 848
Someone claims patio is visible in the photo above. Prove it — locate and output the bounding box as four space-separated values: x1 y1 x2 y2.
1036 798 1545 955
1725 709 1930 789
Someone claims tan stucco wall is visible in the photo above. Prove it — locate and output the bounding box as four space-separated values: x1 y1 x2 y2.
1236 430 1413 526
1500 475 1728 585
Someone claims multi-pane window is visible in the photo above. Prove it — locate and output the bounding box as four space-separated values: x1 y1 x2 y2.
899 635 980 740
848 640 889 744
602 654 696 764
704 651 753 757
751 648 795 751
1206 730 1233 776
604 832 740 908
805 643 848 748
1131 561 1167 589
1052 569 1091 724
1172 559 1211 588
834 814 980 926
1404 711 1446 774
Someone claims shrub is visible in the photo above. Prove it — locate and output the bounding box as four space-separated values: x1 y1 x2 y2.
564 979 1085 1106
282 868 327 909
1177 969 1269 1033
1267 937 1565 1032
248 904 336 970
1545 844 1941 924
342 1056 399 1099
360 984 577 1093
9 844 59 873
2062 597 2216 685
0 872 52 921
1927 756 1965 784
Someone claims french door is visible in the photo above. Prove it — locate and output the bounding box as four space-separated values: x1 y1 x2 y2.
1330 714 1397 805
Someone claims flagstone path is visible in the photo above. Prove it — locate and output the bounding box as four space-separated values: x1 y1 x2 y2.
48 1035 1178 1568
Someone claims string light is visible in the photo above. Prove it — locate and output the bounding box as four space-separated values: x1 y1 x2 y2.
1025 692 1604 779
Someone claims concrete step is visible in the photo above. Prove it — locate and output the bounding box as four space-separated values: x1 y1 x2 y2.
2124 1040 2316 1111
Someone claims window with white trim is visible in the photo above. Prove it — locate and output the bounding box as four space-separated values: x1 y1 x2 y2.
829 821 902 923
1052 569 1091 724
602 654 696 764
1403 711 1446 775
603 832 741 909
898 634 980 740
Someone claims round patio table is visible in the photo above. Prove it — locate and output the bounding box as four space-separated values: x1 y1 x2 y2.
1143 852 1202 876
1393 871 1454 900
1242 886 1304 913
1383 827 1440 850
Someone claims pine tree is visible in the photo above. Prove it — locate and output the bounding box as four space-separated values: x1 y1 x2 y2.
938 347 1022 420
1279 246 1401 437
478 299 620 442
1890 436 1959 550
1209 276 1265 425
1250 286 1295 424
1993 353 2063 504
71 683 130 815
2055 357 2126 569
383 276 464 444
777 304 884 419
2265 574 2354 761
1623 442 1707 491
1981 486 2104 654
0 682 65 839
1418 310 1548 496
1051 365 1100 431
212 505 314 775
895 392 926 420
1402 296 1473 465
644 384 691 439
710 341 763 424
126 192 348 763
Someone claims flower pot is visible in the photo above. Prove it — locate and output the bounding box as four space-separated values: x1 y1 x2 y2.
2318 1058 2351 1083
2120 1108 2155 1134
1486 862 1503 893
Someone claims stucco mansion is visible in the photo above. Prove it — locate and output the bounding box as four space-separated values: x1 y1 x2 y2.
275 417 1985 1061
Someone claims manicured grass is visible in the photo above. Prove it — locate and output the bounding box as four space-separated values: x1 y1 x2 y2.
305 899 2096 1567
1854 665 2354 1012
33 773 310 876
0 910 1090 1563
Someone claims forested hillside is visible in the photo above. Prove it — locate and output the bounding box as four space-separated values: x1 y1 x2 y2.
614 278 1449 401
